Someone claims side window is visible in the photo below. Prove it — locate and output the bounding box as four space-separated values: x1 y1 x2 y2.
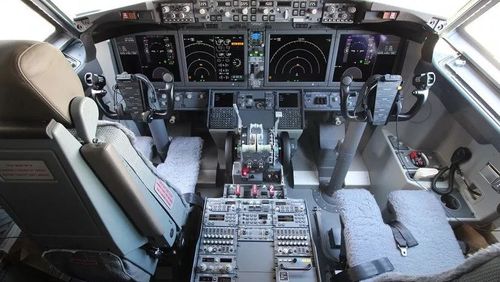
2 0 56 41
463 2 500 68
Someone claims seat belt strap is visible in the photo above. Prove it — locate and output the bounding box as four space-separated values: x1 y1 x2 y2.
182 193 204 208
333 257 394 282
389 221 418 256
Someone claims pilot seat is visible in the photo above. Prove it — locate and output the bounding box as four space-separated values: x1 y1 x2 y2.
332 188 500 281
0 40 203 281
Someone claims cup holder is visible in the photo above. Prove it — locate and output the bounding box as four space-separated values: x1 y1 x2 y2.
441 194 461 210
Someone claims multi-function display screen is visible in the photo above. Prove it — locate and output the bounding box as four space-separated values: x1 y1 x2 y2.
268 34 332 83
333 34 401 81
278 92 299 108
214 93 234 107
115 35 181 82
183 34 245 82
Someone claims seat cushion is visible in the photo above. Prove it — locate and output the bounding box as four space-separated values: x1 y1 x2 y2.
134 136 154 161
157 137 203 195
334 189 398 268
387 190 465 275
334 189 466 279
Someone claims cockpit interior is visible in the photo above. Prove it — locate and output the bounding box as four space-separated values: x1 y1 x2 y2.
0 0 499 281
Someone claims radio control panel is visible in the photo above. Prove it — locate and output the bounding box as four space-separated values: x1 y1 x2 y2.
192 198 319 282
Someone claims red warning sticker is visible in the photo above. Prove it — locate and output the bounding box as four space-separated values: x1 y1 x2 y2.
154 179 174 209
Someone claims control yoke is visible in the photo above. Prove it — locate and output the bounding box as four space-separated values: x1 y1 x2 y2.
393 72 435 121
85 72 119 118
340 72 435 124
324 72 435 199
86 72 174 122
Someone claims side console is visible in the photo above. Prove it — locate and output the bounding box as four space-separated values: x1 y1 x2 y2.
192 198 319 282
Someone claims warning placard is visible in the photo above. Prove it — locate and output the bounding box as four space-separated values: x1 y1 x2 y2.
0 160 54 182
154 178 174 209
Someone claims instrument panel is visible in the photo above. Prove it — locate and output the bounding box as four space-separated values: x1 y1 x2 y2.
113 29 405 88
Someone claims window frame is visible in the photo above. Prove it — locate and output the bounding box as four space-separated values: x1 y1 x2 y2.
21 0 80 48
442 0 500 89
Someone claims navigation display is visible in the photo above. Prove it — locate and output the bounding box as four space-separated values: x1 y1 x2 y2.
115 35 181 82
333 34 401 82
183 34 245 82
268 34 332 83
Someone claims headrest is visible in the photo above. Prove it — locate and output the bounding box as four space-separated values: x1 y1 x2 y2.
0 40 85 127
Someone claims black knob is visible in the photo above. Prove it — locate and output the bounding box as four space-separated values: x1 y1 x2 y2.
163 72 174 83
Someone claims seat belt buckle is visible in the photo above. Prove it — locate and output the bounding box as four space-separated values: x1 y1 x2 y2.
397 244 408 256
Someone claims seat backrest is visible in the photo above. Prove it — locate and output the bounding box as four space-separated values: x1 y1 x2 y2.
0 40 188 280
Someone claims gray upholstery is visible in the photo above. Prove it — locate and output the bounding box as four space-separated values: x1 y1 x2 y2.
334 189 466 278
334 189 400 268
157 137 204 194
134 136 155 161
387 190 465 271
373 243 500 282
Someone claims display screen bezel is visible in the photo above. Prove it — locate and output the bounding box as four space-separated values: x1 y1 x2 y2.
329 30 407 87
112 31 185 87
264 30 336 88
179 30 248 89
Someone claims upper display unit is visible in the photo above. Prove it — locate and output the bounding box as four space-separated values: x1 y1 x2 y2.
332 33 402 82
115 34 181 82
268 34 333 83
112 30 404 88
182 34 245 83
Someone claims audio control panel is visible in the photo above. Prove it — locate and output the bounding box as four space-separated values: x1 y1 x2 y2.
174 91 209 110
303 91 359 111
322 2 359 23
192 198 319 282
160 2 195 23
